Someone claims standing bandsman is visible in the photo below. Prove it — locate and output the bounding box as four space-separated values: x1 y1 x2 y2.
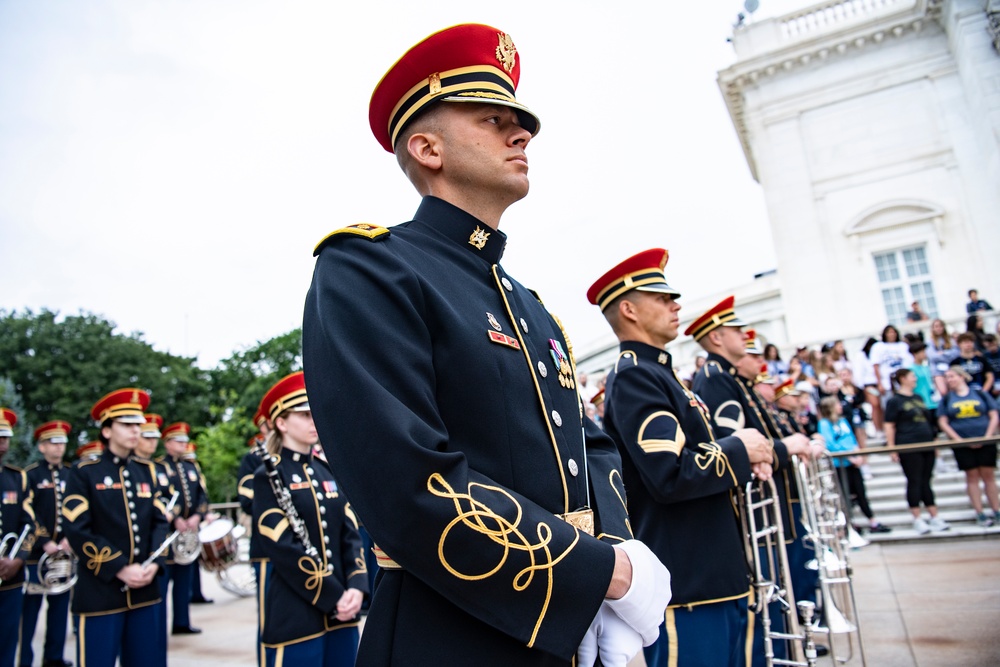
252 372 368 666
136 413 169 667
1 408 35 667
156 422 207 635
588 249 771 667
21 420 74 667
687 299 814 665
303 23 670 665
62 388 170 667
181 440 212 605
75 441 103 461
239 404 269 666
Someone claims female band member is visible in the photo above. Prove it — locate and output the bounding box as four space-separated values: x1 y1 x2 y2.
252 372 368 667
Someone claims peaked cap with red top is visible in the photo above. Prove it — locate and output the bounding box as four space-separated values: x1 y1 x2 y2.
587 248 680 312
261 371 310 422
34 420 72 444
0 408 18 437
162 422 191 443
684 296 746 342
141 414 164 438
91 388 150 425
369 23 540 153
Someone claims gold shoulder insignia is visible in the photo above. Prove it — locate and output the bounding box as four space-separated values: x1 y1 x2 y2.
77 458 99 468
313 223 390 256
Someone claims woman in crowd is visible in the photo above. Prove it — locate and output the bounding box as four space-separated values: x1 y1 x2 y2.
927 318 958 397
937 367 1000 527
828 340 852 373
858 337 883 434
817 397 891 534
884 368 950 535
764 343 788 379
252 372 369 666
966 313 988 352
837 367 870 449
871 325 913 405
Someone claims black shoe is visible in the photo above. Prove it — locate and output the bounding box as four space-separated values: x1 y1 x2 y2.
190 596 214 604
41 661 73 667
172 625 203 635
869 522 892 533
814 645 830 657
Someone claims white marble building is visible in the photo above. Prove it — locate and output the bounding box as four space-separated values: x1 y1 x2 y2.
578 0 999 377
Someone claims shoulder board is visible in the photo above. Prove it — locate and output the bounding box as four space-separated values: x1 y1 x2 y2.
615 350 639 373
314 223 391 256
4 463 23 472
528 288 544 305
154 455 167 464
134 456 151 464
76 458 100 469
23 462 40 472
703 360 726 376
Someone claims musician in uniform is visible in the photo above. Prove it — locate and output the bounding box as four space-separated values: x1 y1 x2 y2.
182 441 212 605
587 249 776 667
75 441 103 462
252 372 368 666
1 408 36 667
687 299 815 665
20 421 74 667
238 404 270 666
155 422 207 635
136 413 169 667
61 388 170 667
302 23 671 666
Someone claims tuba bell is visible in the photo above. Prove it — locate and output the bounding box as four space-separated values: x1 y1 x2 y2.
172 529 201 565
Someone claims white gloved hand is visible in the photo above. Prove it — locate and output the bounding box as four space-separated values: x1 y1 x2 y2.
604 540 672 645
595 602 643 666
576 603 643 667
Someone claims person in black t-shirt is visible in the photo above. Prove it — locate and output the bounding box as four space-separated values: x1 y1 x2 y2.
884 369 950 535
950 332 994 392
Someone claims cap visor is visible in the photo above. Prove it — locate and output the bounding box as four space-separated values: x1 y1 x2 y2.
635 284 682 298
440 96 540 135
0 428 12 437
289 403 312 413
115 415 146 424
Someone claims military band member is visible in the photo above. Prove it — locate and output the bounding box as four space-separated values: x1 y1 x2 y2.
302 24 670 666
75 441 103 462
62 388 169 667
687 299 815 665
238 404 270 667
20 420 73 667
181 440 212 606
1 408 35 667
156 422 207 635
252 372 368 666
588 249 774 667
136 413 169 667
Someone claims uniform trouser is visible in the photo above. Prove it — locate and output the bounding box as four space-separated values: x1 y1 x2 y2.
0 586 24 667
19 565 71 666
787 504 818 608
150 592 168 667
263 626 359 667
190 564 205 600
161 561 195 629
643 597 749 667
253 561 272 667
76 604 158 667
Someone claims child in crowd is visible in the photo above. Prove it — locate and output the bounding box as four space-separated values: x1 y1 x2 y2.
817 396 891 534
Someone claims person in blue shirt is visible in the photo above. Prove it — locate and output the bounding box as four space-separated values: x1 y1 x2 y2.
817 397 890 534
936 367 999 527
965 289 993 315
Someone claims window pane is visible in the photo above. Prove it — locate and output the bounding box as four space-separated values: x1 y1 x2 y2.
902 247 929 277
874 252 899 283
911 281 938 318
882 286 907 324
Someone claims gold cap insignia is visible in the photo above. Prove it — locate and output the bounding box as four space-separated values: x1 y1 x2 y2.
495 33 517 74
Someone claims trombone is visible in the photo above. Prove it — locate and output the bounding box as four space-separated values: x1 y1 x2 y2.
793 454 868 665
741 476 820 667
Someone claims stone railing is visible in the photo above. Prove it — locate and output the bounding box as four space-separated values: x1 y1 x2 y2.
779 0 911 39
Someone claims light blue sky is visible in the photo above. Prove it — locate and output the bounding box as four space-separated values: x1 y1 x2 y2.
0 0 804 366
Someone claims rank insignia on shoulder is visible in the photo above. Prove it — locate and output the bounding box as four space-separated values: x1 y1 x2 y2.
488 330 521 350
313 223 390 255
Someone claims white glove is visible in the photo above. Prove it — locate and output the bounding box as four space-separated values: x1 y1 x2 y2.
605 540 671 645
577 603 643 667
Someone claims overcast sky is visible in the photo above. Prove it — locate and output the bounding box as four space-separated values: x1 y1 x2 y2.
0 0 807 368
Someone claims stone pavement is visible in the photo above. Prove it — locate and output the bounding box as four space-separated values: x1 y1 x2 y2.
23 538 1000 666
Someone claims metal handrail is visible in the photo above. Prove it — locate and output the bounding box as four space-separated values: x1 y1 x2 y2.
825 434 1000 458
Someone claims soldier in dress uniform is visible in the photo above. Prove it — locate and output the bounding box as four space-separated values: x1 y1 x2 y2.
20 420 73 667
61 388 170 667
252 372 368 666
302 23 671 666
181 441 212 606
155 422 206 635
687 298 816 665
135 413 169 667
0 408 36 667
75 442 102 462
587 249 776 667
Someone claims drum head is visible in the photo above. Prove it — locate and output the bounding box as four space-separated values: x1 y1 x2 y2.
199 517 235 542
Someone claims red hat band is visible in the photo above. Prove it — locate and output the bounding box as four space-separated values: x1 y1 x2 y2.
587 249 680 312
91 388 150 424
262 371 310 422
34 420 72 444
162 422 191 443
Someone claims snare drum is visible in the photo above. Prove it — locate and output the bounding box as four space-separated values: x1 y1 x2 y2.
199 517 238 572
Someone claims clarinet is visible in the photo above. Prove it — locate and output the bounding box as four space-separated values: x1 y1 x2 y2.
252 441 326 571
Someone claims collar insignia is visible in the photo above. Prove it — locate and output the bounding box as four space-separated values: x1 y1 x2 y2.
469 226 490 250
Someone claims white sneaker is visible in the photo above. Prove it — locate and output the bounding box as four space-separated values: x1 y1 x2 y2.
928 517 950 532
913 517 931 534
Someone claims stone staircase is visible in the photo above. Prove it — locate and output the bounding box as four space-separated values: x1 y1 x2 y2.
848 445 1000 544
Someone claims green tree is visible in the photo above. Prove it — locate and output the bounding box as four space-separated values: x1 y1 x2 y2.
0 309 212 451
0 376 35 468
